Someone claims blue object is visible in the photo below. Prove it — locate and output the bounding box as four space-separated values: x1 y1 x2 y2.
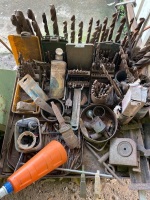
4 182 14 193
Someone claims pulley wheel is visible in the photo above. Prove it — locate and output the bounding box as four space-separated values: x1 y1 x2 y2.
117 141 133 157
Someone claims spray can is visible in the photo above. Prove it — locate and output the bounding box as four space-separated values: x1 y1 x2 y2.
0 140 67 198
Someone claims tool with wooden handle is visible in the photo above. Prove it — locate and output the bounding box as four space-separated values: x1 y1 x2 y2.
51 101 79 149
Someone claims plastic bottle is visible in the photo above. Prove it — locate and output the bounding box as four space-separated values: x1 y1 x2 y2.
0 140 67 198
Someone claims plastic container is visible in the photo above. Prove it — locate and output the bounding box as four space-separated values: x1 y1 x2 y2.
7 140 67 193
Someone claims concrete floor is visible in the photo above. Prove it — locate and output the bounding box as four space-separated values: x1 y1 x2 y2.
0 0 115 52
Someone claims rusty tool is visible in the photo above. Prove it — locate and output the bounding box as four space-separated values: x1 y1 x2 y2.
34 97 54 115
15 10 31 33
11 14 22 34
133 12 150 50
131 18 145 47
101 64 122 98
63 21 68 40
27 8 42 38
86 17 93 43
100 17 108 42
42 13 50 35
51 101 79 149
115 17 126 43
108 12 118 41
71 88 82 130
70 15 75 43
50 4 59 36
90 26 99 43
86 144 125 186
78 21 83 43
129 17 134 29
65 91 72 109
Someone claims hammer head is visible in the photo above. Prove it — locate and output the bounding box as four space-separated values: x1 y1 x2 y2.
115 0 136 8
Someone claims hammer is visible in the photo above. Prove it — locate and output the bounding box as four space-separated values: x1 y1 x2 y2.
115 0 136 57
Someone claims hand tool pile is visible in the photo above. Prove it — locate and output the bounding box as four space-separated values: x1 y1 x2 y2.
1 3 150 199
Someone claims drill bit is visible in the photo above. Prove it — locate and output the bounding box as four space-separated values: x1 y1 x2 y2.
15 10 31 33
131 18 145 47
121 34 128 46
70 15 75 43
50 4 59 36
26 19 34 35
115 17 126 43
103 28 109 41
100 17 108 42
90 26 99 43
42 13 50 36
108 12 118 41
78 21 83 43
86 17 93 43
63 21 68 40
11 14 22 34
101 64 122 98
27 8 42 38
119 46 135 83
129 17 134 29
96 24 102 42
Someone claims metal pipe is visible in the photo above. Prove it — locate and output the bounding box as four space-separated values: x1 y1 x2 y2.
56 168 113 178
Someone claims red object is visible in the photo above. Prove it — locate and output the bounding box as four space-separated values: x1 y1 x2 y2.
8 140 67 192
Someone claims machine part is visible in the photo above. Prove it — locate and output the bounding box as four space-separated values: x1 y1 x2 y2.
18 74 48 101
56 168 112 178
86 18 93 43
109 138 138 166
94 170 101 199
17 131 36 151
51 101 79 149
42 13 49 36
50 60 66 99
65 91 72 109
90 117 106 134
71 88 81 130
34 97 54 116
50 4 59 36
86 144 125 185
93 106 105 118
15 117 42 153
70 15 75 43
80 165 86 199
